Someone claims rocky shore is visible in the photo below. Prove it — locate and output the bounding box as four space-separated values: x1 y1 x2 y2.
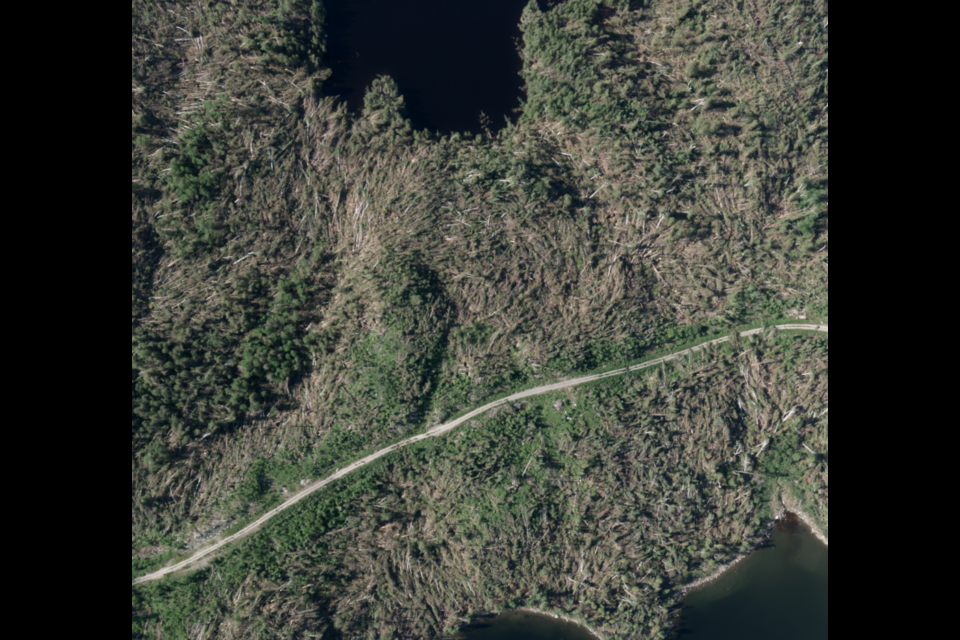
515 607 605 640
779 496 828 547
679 506 828 596
678 550 753 594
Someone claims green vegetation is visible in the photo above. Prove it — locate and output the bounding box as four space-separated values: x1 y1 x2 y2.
132 331 828 638
132 0 827 637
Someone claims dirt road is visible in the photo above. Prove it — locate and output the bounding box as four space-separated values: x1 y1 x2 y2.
133 323 827 585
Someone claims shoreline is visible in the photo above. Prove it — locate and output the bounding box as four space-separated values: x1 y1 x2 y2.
515 607 605 640
498 505 830 637
678 550 753 594
679 508 829 595
678 517 777 596
780 497 828 547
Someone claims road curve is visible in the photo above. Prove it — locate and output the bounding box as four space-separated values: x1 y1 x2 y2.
133 323 827 585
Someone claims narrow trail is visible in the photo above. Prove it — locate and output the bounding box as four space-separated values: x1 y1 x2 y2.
133 323 827 585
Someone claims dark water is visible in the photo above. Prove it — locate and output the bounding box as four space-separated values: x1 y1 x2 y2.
324 0 529 135
675 514 828 640
451 516 826 639
453 609 597 640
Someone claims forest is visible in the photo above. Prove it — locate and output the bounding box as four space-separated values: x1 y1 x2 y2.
132 0 828 638
133 330 828 638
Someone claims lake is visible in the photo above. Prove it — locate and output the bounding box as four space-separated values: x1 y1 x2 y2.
674 513 828 639
324 0 529 135
453 609 597 640
452 514 826 639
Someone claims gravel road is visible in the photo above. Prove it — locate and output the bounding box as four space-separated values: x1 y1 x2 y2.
133 323 827 585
